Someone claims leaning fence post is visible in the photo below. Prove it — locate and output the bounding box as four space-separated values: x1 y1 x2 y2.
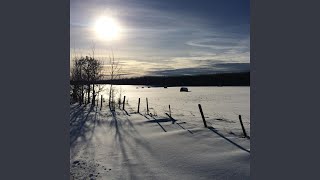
146 98 149 114
169 105 171 116
238 115 248 138
122 96 126 110
198 104 208 128
100 95 103 110
137 98 140 113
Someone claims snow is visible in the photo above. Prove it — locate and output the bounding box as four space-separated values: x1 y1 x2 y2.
106 86 250 136
70 86 250 179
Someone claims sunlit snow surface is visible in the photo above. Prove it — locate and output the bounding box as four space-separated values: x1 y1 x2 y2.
102 85 250 136
70 86 250 180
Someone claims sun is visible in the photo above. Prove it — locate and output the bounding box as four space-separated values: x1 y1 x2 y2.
94 16 121 40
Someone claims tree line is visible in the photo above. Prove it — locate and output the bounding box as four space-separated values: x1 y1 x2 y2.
71 72 250 87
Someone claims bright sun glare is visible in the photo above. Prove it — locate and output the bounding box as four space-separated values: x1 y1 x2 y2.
94 16 121 40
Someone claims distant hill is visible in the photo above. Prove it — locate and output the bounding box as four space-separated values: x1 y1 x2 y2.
71 72 250 86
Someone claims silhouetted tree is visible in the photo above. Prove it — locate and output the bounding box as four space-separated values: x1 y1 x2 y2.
107 50 122 111
70 58 84 104
70 55 103 106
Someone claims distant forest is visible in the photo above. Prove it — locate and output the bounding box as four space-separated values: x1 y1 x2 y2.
71 72 250 86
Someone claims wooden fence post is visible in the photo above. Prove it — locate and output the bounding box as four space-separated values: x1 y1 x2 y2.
122 96 126 110
238 115 248 138
137 98 140 113
198 104 208 128
146 98 149 114
100 95 103 110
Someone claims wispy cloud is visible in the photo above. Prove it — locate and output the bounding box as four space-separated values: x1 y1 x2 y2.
70 0 250 77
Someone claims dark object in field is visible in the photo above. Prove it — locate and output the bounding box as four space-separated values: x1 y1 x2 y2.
180 87 188 92
164 86 168 88
73 161 80 164
148 86 150 88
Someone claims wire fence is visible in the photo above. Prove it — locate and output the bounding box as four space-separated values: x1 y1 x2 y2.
121 95 251 138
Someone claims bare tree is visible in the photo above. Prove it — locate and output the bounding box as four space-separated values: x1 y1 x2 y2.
107 50 122 111
70 42 104 106
70 58 85 104
70 55 103 106
90 57 103 105
82 56 92 104
79 58 85 104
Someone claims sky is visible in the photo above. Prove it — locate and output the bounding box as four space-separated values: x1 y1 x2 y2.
70 0 250 77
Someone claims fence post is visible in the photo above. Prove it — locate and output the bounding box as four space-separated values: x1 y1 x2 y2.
146 98 149 114
198 104 208 128
238 115 248 138
100 95 103 110
169 105 171 116
122 96 126 110
137 98 140 113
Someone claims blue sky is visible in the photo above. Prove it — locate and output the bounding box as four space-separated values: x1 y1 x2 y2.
70 0 250 77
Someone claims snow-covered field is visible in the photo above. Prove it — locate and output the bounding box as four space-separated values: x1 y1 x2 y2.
102 85 250 137
70 86 250 179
